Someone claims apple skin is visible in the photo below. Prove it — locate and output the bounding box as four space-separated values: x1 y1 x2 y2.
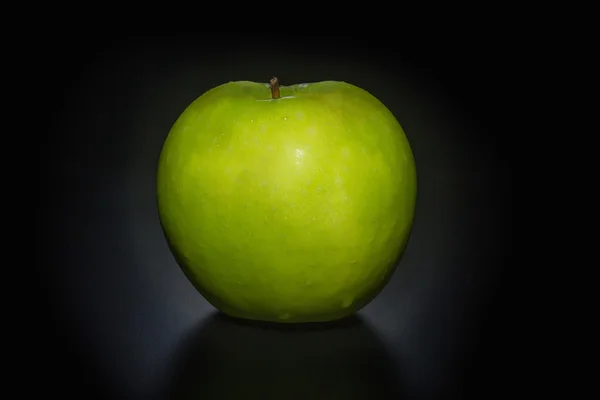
157 80 417 323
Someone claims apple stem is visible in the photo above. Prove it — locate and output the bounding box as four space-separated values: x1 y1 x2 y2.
269 77 281 99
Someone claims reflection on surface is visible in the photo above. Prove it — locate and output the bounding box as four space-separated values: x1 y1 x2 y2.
167 312 402 399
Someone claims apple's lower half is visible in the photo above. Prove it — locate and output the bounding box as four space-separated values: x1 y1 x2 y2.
167 237 409 324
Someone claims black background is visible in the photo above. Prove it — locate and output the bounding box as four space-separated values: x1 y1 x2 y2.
38 33 512 399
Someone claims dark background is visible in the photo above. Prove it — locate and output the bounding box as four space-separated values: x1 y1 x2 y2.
38 33 512 399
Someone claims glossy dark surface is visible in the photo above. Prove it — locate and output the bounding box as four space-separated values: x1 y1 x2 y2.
38 34 512 399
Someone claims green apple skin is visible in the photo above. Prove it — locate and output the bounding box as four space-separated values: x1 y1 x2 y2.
157 80 417 323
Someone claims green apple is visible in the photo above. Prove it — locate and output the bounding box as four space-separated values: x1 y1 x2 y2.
157 77 417 323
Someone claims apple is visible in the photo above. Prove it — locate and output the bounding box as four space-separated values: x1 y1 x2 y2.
157 77 417 323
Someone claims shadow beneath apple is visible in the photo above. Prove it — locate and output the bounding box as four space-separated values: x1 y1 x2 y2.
166 311 403 399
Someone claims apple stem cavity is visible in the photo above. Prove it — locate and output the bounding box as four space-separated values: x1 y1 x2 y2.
269 77 281 99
